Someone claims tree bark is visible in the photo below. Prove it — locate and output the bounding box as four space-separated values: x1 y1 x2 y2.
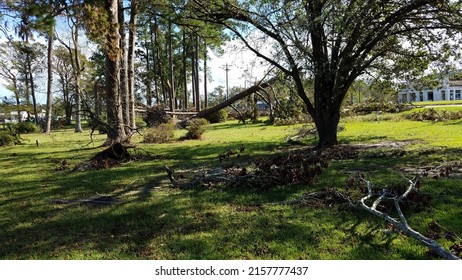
127 0 137 128
119 0 130 134
313 108 340 148
153 16 166 106
45 27 54 134
105 0 126 145
167 20 175 112
194 34 200 111
73 24 83 133
182 31 188 110
203 40 208 109
191 36 197 109
143 28 153 106
25 32 39 125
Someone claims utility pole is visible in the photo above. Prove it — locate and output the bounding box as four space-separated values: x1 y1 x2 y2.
222 63 231 99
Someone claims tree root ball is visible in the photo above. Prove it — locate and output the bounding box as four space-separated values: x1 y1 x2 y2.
91 143 130 161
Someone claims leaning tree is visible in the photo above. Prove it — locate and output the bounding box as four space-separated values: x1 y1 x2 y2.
191 0 462 147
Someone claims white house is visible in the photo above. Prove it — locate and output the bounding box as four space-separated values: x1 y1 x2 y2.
6 111 29 122
398 78 462 103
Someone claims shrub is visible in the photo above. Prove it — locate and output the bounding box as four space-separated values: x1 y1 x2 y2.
0 125 23 146
51 118 67 129
185 118 209 139
273 114 312 126
349 101 414 115
0 132 15 146
13 122 39 134
205 109 228 124
404 108 462 122
143 123 175 143
135 118 147 129
143 106 172 127
273 98 309 125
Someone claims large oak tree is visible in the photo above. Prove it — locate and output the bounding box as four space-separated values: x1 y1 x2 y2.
192 0 462 147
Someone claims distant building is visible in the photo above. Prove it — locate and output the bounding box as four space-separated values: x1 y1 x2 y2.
398 78 462 103
9 111 29 122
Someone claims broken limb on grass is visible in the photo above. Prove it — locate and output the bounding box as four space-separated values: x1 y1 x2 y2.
358 174 460 260
178 75 279 126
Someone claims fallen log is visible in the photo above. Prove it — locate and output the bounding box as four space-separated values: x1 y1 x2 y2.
180 76 279 125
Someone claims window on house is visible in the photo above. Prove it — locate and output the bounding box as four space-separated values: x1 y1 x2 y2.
456 90 461 100
419 92 424 101
428 91 434 101
441 90 446 100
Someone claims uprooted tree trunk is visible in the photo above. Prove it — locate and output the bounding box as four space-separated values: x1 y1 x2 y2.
181 76 278 124
359 174 460 260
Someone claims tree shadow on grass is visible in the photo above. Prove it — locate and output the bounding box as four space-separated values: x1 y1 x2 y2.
2 135 461 259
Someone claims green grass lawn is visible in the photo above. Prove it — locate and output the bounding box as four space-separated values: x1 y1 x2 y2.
0 118 461 259
412 100 462 106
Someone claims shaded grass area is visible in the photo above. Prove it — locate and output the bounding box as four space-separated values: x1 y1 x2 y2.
0 119 461 259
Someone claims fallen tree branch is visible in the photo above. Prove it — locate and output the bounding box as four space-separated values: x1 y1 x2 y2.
178 75 279 126
359 174 460 260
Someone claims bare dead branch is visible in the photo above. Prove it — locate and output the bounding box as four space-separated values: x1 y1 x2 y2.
359 175 460 260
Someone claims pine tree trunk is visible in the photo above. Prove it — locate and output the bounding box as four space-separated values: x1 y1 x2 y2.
94 80 101 117
167 20 175 112
127 0 137 128
12 77 20 114
182 31 188 110
45 29 53 134
105 0 126 145
143 32 152 106
73 24 82 133
191 36 196 108
119 0 130 133
25 33 39 125
203 40 208 109
153 16 166 107
62 74 72 125
194 34 200 111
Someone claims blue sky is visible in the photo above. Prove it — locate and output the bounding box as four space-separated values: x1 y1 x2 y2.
0 5 268 105
0 38 263 105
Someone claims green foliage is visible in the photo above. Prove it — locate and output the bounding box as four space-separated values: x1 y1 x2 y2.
349 101 414 115
143 123 176 144
13 122 39 134
0 124 24 146
135 118 147 129
0 131 15 146
273 98 310 125
185 118 209 139
82 2 111 44
404 108 462 122
205 109 228 124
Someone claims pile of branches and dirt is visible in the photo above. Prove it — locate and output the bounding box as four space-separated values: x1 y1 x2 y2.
72 143 165 172
165 151 329 190
165 145 367 190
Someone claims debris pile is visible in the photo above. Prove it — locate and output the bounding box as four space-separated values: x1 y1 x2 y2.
166 151 329 190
